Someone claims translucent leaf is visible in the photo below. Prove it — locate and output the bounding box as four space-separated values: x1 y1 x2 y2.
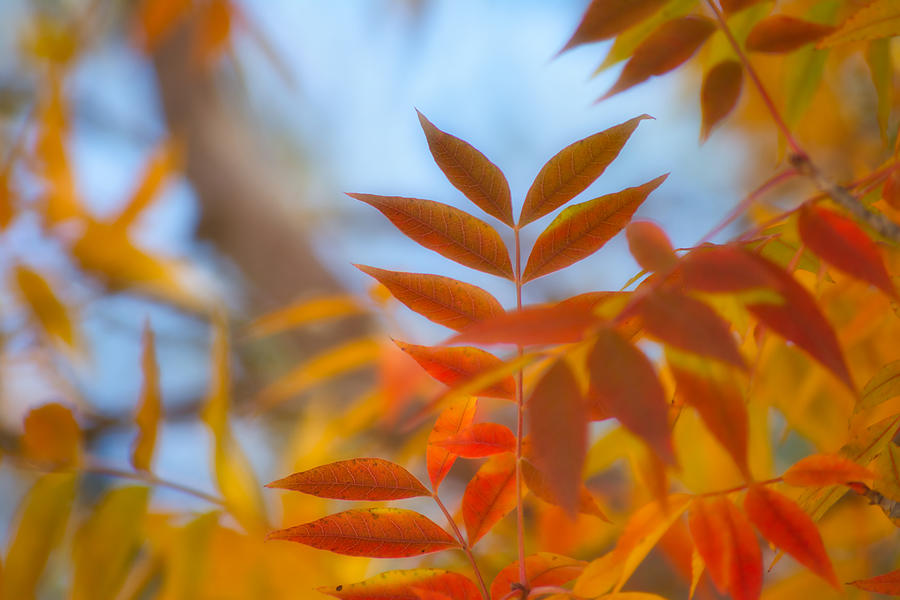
866 39 893 143
850 569 900 595
521 459 610 520
131 322 161 472
783 454 875 487
247 294 364 338
700 60 743 141
626 220 676 272
818 0 900 47
746 15 834 53
267 458 430 500
857 360 900 413
114 138 181 228
319 569 480 600
22 403 81 467
427 397 478 490
559 0 667 52
490 553 585 600
395 340 515 399
433 423 516 457
14 265 76 350
462 453 518 545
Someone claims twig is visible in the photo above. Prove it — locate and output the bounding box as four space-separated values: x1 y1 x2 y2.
433 493 490 600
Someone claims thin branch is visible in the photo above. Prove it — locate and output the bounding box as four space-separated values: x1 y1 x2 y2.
433 493 490 600
513 225 528 597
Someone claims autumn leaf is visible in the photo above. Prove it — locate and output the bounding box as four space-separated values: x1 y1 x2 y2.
782 454 875 487
601 16 716 100
559 0 667 53
700 60 743 141
131 322 161 472
22 403 81 467
267 458 430 501
395 340 515 399
247 294 364 338
625 221 676 272
14 264 77 350
521 459 609 520
817 0 900 48
850 568 900 595
350 194 513 278
319 569 481 600
427 397 477 490
462 453 518 545
114 137 181 228
134 0 191 50
746 15 835 53
356 265 504 331
432 423 516 457
587 327 675 465
522 175 668 282
797 204 897 298
720 0 765 16
856 360 900 413
527 359 587 516
519 115 650 226
268 508 458 558
193 0 233 65
448 299 603 346
417 111 513 226
490 553 586 600
743 485 839 588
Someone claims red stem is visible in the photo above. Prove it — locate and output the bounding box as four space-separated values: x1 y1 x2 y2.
513 225 528 595
433 493 490 600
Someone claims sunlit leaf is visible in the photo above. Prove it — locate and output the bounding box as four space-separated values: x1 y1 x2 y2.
356 265 504 331
746 15 835 53
521 459 609 520
462 452 518 545
267 457 430 500
798 204 897 298
856 360 900 413
601 16 715 99
867 39 893 142
626 221 676 272
743 485 839 588
114 138 181 228
14 265 77 350
783 454 875 487
427 397 478 490
721 0 766 16
22 402 81 467
522 175 667 282
319 569 480 600
595 0 697 72
247 294 365 338
132 321 161 472
135 0 191 50
417 111 513 226
818 0 900 47
448 300 602 346
519 115 650 226
395 340 515 399
350 194 513 278
528 359 587 516
490 553 586 600
433 423 516 457
269 508 458 558
700 60 743 141
193 0 232 65
587 327 674 465
559 0 667 52
850 568 900 595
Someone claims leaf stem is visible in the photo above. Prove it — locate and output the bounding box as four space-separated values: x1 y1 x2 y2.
513 225 528 596
698 476 783 497
83 461 230 507
433 493 490 600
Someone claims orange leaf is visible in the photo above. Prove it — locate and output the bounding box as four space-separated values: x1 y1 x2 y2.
131 322 161 472
743 486 839 588
559 0 667 52
318 569 481 600
433 423 516 458
681 245 853 389
417 111 513 226
782 454 875 487
519 115 650 226
114 138 181 228
797 204 897 298
427 397 478 490
462 453 518 545
745 15 835 53
601 16 716 99
350 194 513 278
884 170 900 210
528 360 587 516
14 265 77 350
521 459 609 520
395 340 515 399
193 0 232 65
700 60 743 141
22 403 81 467
670 363 750 478
134 0 191 51
268 508 458 558
850 569 900 595
356 265 503 331
720 0 765 16
626 221 676 272
587 327 675 465
638 289 744 369
267 458 430 501
522 175 668 282
490 553 586 600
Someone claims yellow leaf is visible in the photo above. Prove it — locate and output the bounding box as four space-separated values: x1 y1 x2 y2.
22 403 81 467
574 551 622 598
115 138 182 228
1 473 77 599
158 512 219 600
71 486 150 600
132 322 162 471
34 76 81 224
14 265 77 350
818 0 900 47
246 294 365 339
0 167 15 230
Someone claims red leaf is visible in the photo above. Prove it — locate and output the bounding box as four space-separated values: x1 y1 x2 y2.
395 340 515 400
720 0 765 16
416 111 513 226
601 16 716 99
680 245 772 292
746 15 835 53
586 327 675 465
318 569 481 600
462 453 518 545
427 397 477 490
638 289 744 369
519 115 650 226
432 423 516 458
743 485 839 588
700 60 743 141
356 265 504 332
267 458 430 501
626 221 676 272
797 204 897 298
782 453 875 487
448 300 601 346
522 175 668 282
560 0 666 52
850 569 900 595
268 508 458 558
521 459 609 520
527 360 587 516
490 553 586 600
350 194 513 278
